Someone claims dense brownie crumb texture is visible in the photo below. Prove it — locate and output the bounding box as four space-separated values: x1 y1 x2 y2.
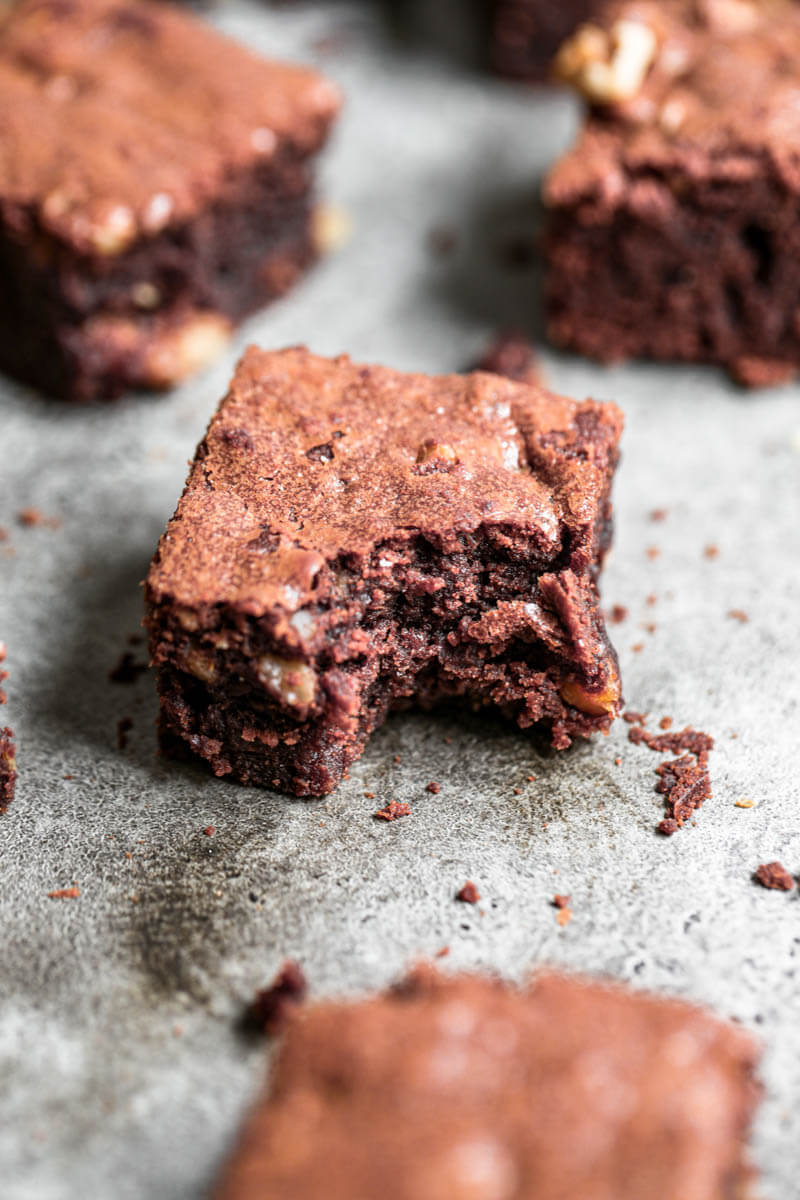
0 641 16 812
146 347 623 797
488 0 603 82
545 0 800 385
0 0 340 401
215 965 760 1200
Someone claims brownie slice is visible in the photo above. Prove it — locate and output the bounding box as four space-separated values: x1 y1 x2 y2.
0 728 16 812
545 0 800 386
145 347 622 797
488 0 604 81
214 966 761 1199
0 0 340 401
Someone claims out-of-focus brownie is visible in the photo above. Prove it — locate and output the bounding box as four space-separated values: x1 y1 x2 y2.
0 728 16 812
545 0 800 386
145 346 623 797
214 966 761 1199
488 0 604 81
0 0 340 401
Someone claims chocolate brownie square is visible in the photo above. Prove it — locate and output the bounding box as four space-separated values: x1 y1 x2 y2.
145 346 622 797
545 0 800 386
489 0 604 80
0 0 340 401
214 966 761 1199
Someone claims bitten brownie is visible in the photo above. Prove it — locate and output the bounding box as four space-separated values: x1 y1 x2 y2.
488 0 604 81
0 0 340 401
545 0 800 386
214 967 760 1200
145 346 622 797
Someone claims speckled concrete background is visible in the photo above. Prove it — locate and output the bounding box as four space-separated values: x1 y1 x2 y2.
1 3 799 1198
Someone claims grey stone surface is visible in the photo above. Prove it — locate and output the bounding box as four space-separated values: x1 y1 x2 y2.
1 2 799 1197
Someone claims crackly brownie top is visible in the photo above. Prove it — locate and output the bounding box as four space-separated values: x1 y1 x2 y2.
0 0 341 255
548 0 800 205
215 967 759 1200
147 346 623 617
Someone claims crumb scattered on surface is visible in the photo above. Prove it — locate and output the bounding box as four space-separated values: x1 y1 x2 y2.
435 946 450 958
659 716 673 730
704 544 720 560
0 526 8 542
116 716 133 751
109 651 147 684
556 907 572 926
650 508 668 522
628 726 714 756
470 331 540 385
425 781 441 795
456 881 481 904
204 825 215 836
364 791 375 799
17 507 61 529
658 818 679 837
374 800 411 822
754 862 795 892
609 604 628 623
646 593 657 606
48 886 80 900
728 609 749 623
248 961 308 1035
646 546 660 560
553 894 571 909
656 754 712 828
623 710 648 726
735 799 755 809
632 642 645 653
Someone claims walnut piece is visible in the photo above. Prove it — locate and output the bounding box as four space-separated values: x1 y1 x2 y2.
555 19 657 104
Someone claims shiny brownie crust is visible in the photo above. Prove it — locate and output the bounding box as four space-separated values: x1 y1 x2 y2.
145 346 623 797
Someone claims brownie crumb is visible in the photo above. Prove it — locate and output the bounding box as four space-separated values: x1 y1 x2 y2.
628 726 714 756
646 546 660 560
456 881 480 904
435 945 450 958
659 716 673 730
754 862 795 892
249 961 308 1035
735 799 755 809
609 604 628 623
658 818 679 837
623 710 648 726
471 331 540 385
0 726 17 812
17 507 61 530
0 526 8 542
650 509 668 522
646 593 657 606
556 907 573 926
204 825 216 836
48 886 80 900
116 716 133 751
656 753 712 827
704 544 720 560
632 642 645 653
374 800 411 822
109 652 147 684
425 781 441 795
728 609 749 623
553 894 571 909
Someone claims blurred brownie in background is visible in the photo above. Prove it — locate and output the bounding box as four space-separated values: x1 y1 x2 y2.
0 0 340 401
214 965 761 1199
545 0 800 386
488 0 603 80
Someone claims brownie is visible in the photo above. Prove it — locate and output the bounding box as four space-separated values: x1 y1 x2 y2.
488 0 605 81
0 0 340 402
145 346 623 797
214 966 760 1199
545 0 800 385
0 727 16 812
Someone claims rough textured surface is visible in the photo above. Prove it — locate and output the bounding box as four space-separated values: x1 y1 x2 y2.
1 3 799 1199
0 0 340 399
216 966 760 1200
146 347 622 794
545 0 800 383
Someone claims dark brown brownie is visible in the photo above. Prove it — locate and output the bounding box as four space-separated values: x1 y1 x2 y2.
145 346 623 797
545 0 800 385
0 0 340 401
488 0 604 81
214 966 760 1200
0 727 16 812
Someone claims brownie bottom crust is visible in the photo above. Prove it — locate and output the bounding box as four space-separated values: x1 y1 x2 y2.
0 152 316 402
546 171 800 387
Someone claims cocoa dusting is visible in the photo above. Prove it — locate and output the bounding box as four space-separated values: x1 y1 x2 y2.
248 961 308 1035
374 800 411 822
754 862 795 892
456 881 480 904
